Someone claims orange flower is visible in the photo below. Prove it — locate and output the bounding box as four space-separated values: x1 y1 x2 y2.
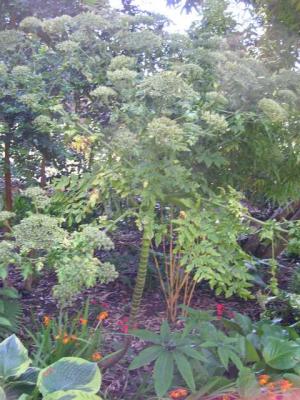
43 316 51 327
259 374 270 385
97 311 109 321
79 317 88 326
278 379 293 392
62 336 70 345
169 388 189 399
91 352 102 361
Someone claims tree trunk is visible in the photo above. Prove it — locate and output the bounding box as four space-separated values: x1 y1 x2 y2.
4 135 13 211
40 155 47 188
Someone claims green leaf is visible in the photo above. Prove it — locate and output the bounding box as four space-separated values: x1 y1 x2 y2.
0 335 31 379
0 387 6 400
0 317 12 329
263 338 300 370
153 352 174 397
37 357 101 396
173 352 195 391
180 346 206 362
160 320 171 341
129 345 161 370
245 339 260 362
217 347 229 370
43 390 102 400
131 329 161 344
237 368 260 398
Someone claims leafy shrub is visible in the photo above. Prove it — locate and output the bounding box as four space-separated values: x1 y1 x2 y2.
129 309 300 398
0 287 22 340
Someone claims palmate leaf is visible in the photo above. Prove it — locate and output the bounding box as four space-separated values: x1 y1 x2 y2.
173 352 195 391
129 345 162 370
153 352 174 397
0 335 31 380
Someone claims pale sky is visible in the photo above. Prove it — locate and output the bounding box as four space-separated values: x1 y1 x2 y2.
109 0 255 33
109 0 199 32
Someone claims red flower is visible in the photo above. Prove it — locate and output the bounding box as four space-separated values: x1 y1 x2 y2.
117 316 129 333
216 304 225 320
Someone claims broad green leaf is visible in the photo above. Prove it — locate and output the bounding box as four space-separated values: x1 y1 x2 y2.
129 345 161 370
173 352 195 391
153 352 174 397
37 358 101 396
0 387 6 400
44 390 102 400
131 329 161 344
0 335 31 379
263 338 300 370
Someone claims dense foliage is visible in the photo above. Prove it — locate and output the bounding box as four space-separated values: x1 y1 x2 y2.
0 0 300 398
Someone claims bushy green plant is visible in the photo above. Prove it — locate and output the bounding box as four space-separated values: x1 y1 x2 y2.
26 301 106 368
0 287 21 340
49 226 118 307
129 309 300 398
0 334 103 399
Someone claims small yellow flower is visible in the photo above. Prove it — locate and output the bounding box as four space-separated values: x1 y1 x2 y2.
97 311 109 321
91 352 102 361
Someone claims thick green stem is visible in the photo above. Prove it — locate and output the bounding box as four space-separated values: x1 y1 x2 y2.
99 221 152 370
129 232 151 327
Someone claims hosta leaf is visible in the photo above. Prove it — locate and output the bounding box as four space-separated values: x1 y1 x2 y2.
263 338 300 370
0 335 31 379
37 358 101 396
173 352 195 391
129 345 161 370
0 387 6 400
44 390 102 400
153 352 174 397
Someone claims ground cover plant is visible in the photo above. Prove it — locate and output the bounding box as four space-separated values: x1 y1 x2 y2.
0 0 300 398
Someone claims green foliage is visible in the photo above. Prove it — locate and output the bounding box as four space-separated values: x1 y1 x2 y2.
0 287 22 340
129 320 204 396
130 309 300 397
0 334 102 400
26 302 104 367
49 226 117 307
